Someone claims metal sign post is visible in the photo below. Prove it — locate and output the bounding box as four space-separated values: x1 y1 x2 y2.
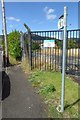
57 6 67 113
61 6 67 112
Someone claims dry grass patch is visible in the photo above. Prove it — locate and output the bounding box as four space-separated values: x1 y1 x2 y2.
9 55 21 65
21 58 31 74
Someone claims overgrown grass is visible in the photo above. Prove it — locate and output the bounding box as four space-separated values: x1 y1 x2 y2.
28 70 79 118
21 58 32 74
9 55 21 65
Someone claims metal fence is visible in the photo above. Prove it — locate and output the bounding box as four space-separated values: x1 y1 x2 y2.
24 29 80 76
30 30 63 71
66 29 80 76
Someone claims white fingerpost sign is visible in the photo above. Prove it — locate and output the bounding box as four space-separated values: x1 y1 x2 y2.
58 15 64 29
44 40 55 47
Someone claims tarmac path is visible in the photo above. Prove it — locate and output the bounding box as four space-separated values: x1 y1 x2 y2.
2 65 47 118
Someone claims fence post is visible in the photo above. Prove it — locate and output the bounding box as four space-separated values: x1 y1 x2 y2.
24 23 32 70
20 31 26 61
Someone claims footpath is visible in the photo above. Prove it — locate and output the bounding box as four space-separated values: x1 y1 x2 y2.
2 65 47 118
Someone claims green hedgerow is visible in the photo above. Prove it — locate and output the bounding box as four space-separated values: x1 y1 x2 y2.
8 30 22 60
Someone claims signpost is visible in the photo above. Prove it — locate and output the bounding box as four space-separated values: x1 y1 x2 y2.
57 6 67 113
58 15 64 29
44 40 55 47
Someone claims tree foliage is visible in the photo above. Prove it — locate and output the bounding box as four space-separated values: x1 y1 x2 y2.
68 39 79 49
32 42 40 50
55 39 63 49
8 30 22 60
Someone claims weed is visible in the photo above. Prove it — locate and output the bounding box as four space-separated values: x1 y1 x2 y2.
39 84 56 95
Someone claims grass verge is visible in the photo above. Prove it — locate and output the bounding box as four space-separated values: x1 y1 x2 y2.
28 70 79 118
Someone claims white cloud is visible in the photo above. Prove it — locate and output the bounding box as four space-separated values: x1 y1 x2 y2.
47 8 54 14
47 14 56 20
7 17 20 22
44 6 57 20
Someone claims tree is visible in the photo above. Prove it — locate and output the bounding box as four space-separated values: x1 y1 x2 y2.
8 30 22 60
32 42 40 50
68 39 77 49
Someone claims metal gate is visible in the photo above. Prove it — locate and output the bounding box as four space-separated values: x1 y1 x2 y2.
23 29 80 76
30 30 63 71
30 29 80 74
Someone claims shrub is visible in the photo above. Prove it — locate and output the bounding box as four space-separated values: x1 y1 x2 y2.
8 30 22 60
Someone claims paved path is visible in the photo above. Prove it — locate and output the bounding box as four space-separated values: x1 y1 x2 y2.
2 65 47 118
